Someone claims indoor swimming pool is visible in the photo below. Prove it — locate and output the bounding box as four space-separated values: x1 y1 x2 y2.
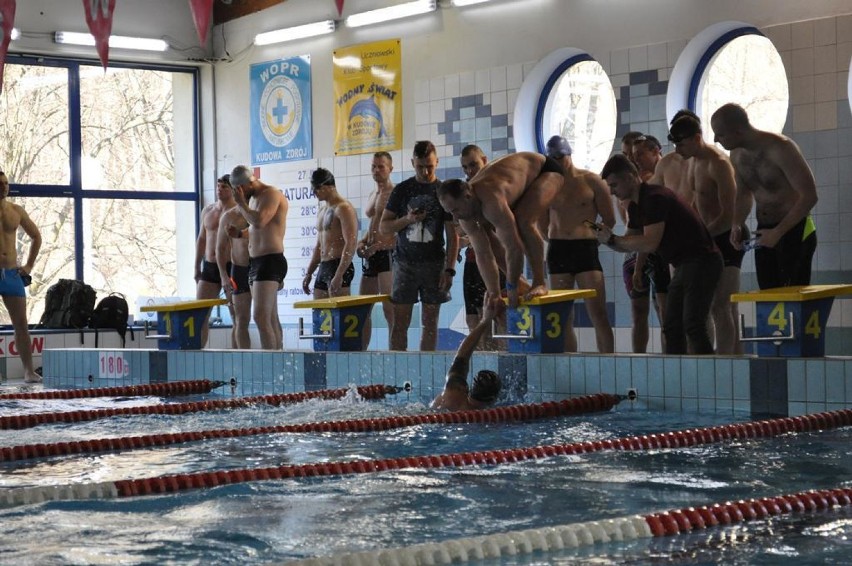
0 385 850 565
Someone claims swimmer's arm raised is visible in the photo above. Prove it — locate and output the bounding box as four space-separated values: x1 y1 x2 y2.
236 189 281 228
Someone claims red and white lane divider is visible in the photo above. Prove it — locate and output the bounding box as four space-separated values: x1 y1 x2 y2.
0 379 225 400
0 407 848 509
0 384 401 430
287 488 852 565
0 394 622 462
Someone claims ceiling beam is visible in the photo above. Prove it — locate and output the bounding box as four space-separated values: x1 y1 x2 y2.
214 0 289 26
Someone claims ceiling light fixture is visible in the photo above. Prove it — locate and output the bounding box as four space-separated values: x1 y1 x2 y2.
11 28 20 41
345 0 436 28
54 31 168 52
254 20 336 46
451 0 491 6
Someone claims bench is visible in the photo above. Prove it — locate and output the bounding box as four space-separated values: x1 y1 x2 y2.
140 298 228 350
498 289 597 354
731 284 852 357
293 294 390 351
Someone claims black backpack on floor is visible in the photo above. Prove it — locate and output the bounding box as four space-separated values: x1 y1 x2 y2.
40 279 97 329
90 292 132 347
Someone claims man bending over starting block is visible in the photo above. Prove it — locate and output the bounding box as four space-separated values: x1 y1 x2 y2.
437 152 564 308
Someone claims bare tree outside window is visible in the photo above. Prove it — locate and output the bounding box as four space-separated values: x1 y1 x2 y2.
0 62 197 324
697 34 789 138
541 60 617 172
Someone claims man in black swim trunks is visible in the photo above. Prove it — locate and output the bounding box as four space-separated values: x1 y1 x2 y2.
711 103 818 290
431 299 501 411
302 168 359 299
216 175 253 349
231 165 289 350
195 174 236 348
437 151 565 308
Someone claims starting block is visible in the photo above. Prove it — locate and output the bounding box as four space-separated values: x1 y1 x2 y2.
140 298 228 350
732 284 852 357
496 289 597 353
293 294 389 351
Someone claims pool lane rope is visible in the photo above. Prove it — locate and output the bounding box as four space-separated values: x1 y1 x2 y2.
0 393 623 463
0 384 402 430
0 379 226 400
0 406 848 509
287 487 852 566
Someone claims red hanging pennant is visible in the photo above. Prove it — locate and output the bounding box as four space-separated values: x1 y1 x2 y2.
82 0 116 70
0 0 15 94
188 0 214 46
335 0 344 17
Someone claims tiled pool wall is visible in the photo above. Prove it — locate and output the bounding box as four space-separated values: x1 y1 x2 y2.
42 348 852 418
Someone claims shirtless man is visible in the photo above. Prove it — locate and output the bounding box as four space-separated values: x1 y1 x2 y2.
430 299 501 411
216 175 252 349
437 151 565 308
711 103 818 289
544 135 615 353
457 145 500 350
0 171 42 383
194 175 236 348
625 135 669 353
669 115 741 354
302 168 358 299
650 109 700 204
356 152 395 348
231 165 289 350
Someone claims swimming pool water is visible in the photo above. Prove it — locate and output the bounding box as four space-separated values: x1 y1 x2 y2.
0 390 850 565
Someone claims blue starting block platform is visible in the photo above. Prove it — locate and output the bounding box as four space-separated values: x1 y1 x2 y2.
140 298 228 350
293 294 389 351
732 284 852 357
497 289 597 354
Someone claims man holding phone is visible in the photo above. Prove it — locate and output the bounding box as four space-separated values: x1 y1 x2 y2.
379 141 459 351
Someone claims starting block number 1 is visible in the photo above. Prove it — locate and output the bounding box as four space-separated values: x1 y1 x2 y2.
99 352 130 379
767 302 822 339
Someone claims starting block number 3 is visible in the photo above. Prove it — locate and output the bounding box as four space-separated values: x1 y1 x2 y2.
514 306 563 338
767 302 821 339
319 309 360 338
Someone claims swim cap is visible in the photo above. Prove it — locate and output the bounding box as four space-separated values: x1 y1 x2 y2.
470 370 501 404
546 135 573 158
311 167 336 188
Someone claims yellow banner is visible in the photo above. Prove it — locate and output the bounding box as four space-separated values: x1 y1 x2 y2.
332 39 401 156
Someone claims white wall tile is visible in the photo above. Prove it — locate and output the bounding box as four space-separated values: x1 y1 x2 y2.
791 48 816 78
475 69 491 94
415 78 430 103
764 23 792 52
459 71 475 96
490 66 507 91
814 16 837 47
445 73 460 99
814 44 838 75
610 48 629 75
629 45 648 72
791 20 815 49
814 73 838 102
506 63 523 89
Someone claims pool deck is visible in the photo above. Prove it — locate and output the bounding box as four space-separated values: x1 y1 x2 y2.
38 348 852 418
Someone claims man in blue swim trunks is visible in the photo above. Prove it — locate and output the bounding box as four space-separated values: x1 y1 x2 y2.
711 103 818 289
0 171 43 383
231 165 289 350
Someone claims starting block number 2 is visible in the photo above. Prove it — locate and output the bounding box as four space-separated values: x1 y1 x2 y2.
319 309 360 338
767 302 822 339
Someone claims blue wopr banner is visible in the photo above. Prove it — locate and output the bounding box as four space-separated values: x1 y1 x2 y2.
250 55 313 165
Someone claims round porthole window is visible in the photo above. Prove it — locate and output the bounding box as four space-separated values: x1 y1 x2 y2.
514 47 616 172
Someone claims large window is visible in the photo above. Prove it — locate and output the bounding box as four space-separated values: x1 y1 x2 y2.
0 56 199 324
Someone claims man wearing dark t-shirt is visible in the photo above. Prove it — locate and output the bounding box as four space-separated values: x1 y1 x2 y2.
597 154 723 355
379 141 459 351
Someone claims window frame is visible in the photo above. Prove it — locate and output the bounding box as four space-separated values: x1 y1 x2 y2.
3 53 201 281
